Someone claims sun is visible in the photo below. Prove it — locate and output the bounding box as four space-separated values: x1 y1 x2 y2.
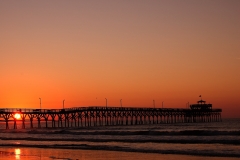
14 113 21 119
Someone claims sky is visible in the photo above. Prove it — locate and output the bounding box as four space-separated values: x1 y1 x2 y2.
0 0 239 118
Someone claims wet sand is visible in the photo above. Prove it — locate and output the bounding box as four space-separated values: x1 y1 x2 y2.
0 147 240 160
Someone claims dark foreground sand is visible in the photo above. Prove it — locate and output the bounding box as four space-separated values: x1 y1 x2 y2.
0 147 240 160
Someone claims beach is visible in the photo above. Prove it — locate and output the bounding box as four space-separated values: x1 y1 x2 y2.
1 147 240 160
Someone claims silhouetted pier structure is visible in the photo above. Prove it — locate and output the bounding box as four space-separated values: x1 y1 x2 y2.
0 100 222 129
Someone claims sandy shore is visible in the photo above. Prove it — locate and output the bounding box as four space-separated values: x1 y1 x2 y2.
0 147 240 160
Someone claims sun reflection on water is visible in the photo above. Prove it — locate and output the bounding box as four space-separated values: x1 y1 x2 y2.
15 148 21 160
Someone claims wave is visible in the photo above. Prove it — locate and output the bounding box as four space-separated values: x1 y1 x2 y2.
69 130 240 136
2 128 240 136
1 128 239 147
1 136 240 145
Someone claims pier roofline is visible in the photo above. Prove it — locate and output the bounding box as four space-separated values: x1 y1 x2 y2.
190 99 214 111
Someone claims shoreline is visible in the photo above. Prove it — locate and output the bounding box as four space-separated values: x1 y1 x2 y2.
1 147 240 160
0 144 240 158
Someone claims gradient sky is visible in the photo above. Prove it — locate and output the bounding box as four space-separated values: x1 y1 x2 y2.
0 0 239 118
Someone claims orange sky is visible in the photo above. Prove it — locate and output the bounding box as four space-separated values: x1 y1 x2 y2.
0 1 239 118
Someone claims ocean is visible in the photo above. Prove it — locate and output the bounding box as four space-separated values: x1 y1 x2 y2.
0 118 239 160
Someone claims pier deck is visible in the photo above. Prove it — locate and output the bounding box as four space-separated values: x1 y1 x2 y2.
0 106 222 129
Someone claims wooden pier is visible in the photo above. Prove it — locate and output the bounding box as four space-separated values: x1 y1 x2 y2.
0 100 222 129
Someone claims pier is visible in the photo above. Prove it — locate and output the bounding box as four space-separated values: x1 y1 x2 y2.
0 100 222 129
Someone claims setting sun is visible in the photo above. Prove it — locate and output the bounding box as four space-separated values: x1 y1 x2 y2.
14 113 21 119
